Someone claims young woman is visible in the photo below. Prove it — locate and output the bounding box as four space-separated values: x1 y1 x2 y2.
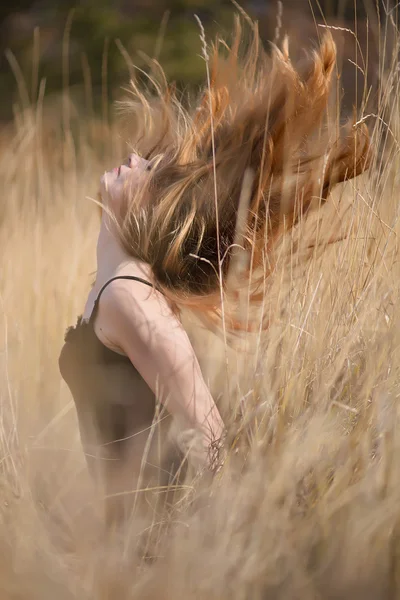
59 20 370 524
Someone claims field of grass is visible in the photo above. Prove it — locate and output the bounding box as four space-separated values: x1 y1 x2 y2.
2 13 400 599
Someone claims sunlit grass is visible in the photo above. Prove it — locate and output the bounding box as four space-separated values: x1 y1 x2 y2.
2 9 400 599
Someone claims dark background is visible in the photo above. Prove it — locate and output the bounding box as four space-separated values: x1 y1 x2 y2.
0 0 394 122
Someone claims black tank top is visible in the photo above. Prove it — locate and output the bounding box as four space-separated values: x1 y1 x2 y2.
58 276 158 452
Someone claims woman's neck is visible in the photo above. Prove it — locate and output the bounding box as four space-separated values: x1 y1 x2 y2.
95 216 152 281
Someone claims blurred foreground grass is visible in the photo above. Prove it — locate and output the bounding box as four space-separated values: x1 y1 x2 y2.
2 12 400 600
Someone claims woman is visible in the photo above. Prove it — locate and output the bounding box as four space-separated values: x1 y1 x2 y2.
59 154 225 525
59 20 370 524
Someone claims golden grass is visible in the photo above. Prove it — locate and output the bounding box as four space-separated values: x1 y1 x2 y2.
2 17 400 599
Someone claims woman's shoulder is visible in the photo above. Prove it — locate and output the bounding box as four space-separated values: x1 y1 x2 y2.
98 273 173 325
96 274 186 358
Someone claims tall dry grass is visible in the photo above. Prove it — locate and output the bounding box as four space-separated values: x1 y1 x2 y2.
2 11 400 600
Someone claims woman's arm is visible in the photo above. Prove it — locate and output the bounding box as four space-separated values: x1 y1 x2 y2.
98 279 225 466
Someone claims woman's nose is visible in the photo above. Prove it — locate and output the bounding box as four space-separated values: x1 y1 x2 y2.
125 153 139 168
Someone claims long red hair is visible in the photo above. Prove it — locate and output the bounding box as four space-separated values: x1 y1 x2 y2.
112 17 371 329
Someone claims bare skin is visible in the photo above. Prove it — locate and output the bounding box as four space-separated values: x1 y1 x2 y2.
83 154 225 470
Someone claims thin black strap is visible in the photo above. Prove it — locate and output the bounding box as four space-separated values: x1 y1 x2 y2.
89 275 154 324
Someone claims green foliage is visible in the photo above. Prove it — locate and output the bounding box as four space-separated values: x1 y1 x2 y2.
0 0 377 121
0 0 234 121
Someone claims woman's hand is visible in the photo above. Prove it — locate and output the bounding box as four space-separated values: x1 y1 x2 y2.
207 433 226 475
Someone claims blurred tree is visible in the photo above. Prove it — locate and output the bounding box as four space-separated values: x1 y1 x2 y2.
0 0 394 121
0 0 234 121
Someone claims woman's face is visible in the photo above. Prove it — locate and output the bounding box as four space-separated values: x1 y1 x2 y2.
100 153 151 214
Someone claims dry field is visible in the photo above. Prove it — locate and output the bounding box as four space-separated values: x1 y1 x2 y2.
2 16 400 600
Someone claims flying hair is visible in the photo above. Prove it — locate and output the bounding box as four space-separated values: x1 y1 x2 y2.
112 16 371 330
